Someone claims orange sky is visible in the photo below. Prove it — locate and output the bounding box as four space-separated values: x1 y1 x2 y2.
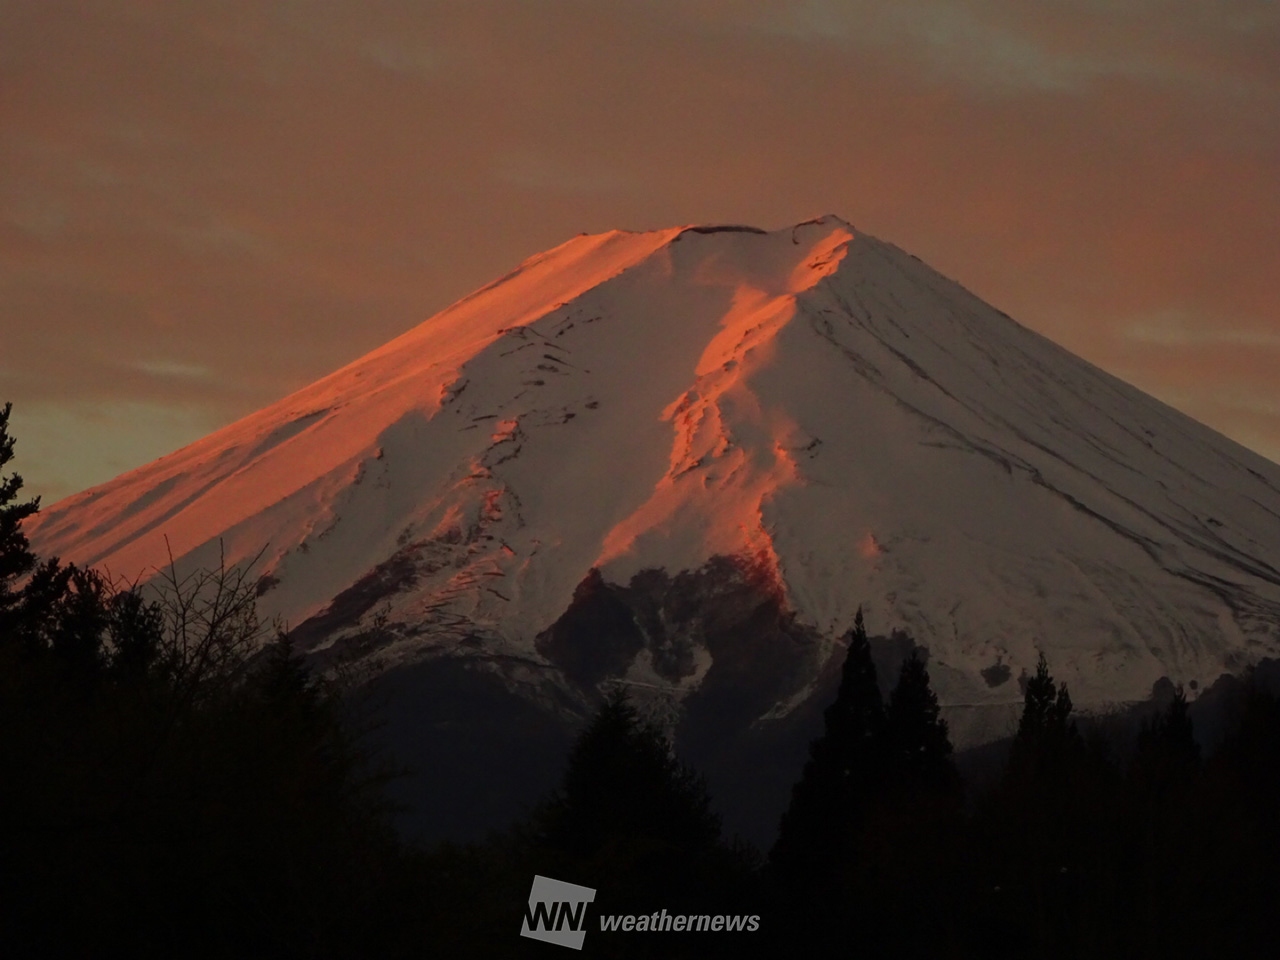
3 0 1278 503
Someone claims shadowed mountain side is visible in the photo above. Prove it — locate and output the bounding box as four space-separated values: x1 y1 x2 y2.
362 560 1280 845
536 555 832 844
366 557 963 844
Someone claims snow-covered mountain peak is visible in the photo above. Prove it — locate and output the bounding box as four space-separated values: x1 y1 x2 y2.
26 218 1280 745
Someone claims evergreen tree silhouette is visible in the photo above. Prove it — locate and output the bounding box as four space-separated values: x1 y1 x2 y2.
860 650 965 957
256 630 316 705
0 403 427 957
1124 686 1204 955
885 650 958 795
0 402 42 638
770 607 884 887
1188 681 1280 952
986 653 1124 957
1008 651 1078 779
1131 685 1198 792
533 686 750 942
423 689 757 958
764 608 887 954
540 687 720 861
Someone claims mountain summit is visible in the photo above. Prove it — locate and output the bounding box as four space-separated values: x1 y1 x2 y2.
27 216 1280 831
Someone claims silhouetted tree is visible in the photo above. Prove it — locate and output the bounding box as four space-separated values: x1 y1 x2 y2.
48 565 111 677
765 608 888 952
1131 686 1198 793
1120 686 1206 955
1187 682 1280 952
866 649 966 957
539 687 721 863
884 650 959 794
0 402 48 642
514 689 757 958
1009 652 1079 778
0 408 407 958
105 585 165 680
975 653 1127 958
770 608 884 888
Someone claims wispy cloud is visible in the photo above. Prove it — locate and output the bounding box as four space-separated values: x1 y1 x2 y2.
1123 313 1280 348
132 360 217 382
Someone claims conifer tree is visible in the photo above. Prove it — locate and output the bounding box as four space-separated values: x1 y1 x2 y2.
1131 685 1198 790
0 404 416 957
1124 686 1202 953
770 607 884 884
992 653 1118 955
885 650 957 794
1008 652 1078 778
533 687 748 935
540 687 720 860
257 630 316 705
0 402 41 635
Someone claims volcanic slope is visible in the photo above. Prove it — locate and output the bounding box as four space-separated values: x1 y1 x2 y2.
28 217 1280 740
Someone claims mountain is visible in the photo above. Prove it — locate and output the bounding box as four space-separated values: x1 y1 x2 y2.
27 216 1280 838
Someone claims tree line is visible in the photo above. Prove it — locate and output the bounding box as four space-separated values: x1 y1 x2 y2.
1 403 419 957
419 606 1280 958
5 402 1280 957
